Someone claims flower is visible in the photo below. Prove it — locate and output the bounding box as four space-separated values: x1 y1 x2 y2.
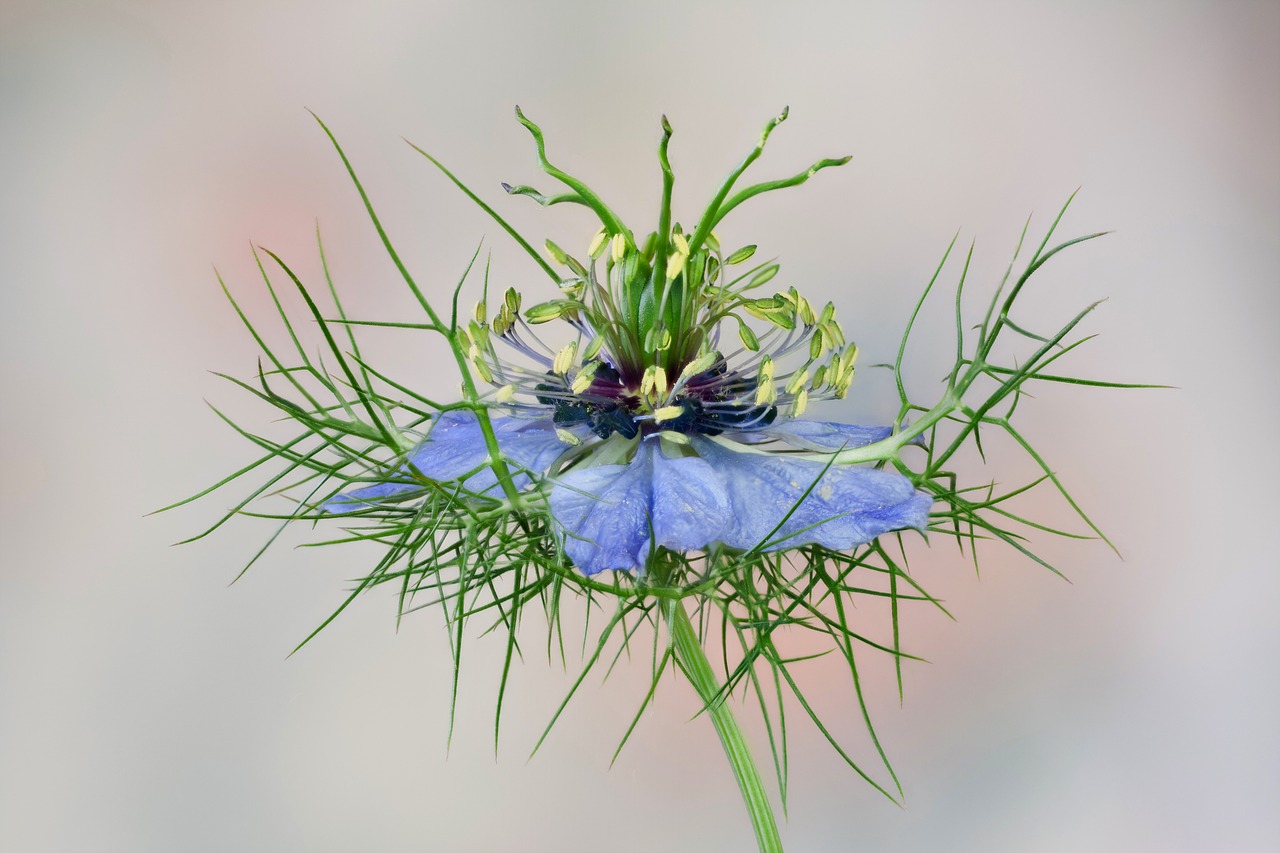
322 108 933 575
326 407 929 574
324 271 932 574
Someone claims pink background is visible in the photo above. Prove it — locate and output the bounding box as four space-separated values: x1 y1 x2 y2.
2 1 1276 851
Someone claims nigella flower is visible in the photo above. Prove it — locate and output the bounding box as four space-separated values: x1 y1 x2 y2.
326 229 932 575
181 108 1124 852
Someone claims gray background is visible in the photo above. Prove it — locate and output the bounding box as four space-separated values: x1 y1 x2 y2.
2 1 1277 851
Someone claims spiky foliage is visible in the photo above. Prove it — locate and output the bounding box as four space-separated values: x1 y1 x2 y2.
160 109 1157 852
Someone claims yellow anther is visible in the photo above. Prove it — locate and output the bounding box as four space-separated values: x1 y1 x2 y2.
659 430 691 446
755 380 777 407
792 388 809 417
588 228 608 259
525 301 566 324
555 428 581 446
821 320 845 348
680 352 717 381
570 363 598 395
496 384 516 404
796 296 816 326
504 288 521 314
809 327 826 361
468 342 481 362
473 301 486 323
582 335 605 361
544 239 568 265
785 368 810 396
839 343 859 375
812 364 828 391
652 366 668 397
472 358 493 383
553 341 578 376
758 356 775 384
653 405 684 423
666 251 685 281
610 233 627 263
671 232 689 256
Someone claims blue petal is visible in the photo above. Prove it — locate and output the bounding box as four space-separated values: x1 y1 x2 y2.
650 441 733 556
691 437 932 552
323 411 574 513
548 444 655 574
758 418 893 452
548 439 734 574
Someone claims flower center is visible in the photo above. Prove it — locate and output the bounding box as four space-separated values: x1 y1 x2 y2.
533 355 778 440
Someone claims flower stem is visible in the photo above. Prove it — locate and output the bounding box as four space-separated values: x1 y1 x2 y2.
664 599 784 853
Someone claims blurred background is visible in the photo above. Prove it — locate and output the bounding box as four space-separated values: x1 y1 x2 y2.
2 1 1277 851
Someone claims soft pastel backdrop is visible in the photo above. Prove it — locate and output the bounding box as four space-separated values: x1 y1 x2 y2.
2 1 1276 851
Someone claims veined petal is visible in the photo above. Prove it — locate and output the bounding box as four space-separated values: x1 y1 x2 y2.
650 441 733 555
548 440 733 574
758 418 893 452
691 437 931 552
323 410 576 513
548 444 654 574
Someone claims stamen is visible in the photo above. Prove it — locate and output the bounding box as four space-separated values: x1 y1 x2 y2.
785 368 810 395
653 366 668 397
570 361 599 394
791 388 809 417
588 228 608 259
552 341 578 376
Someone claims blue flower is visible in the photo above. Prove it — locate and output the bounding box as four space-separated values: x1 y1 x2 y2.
323 163 933 574
327 405 931 575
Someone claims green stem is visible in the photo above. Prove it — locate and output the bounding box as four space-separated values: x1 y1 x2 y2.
664 599 783 853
